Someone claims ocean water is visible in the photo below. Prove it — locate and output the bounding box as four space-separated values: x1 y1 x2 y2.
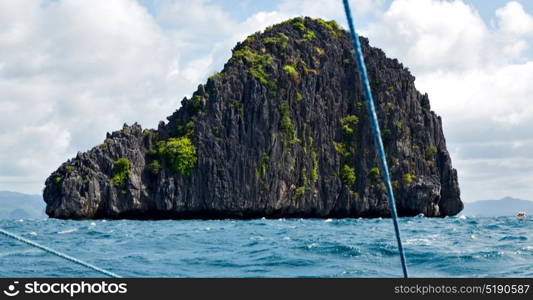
0 216 531 277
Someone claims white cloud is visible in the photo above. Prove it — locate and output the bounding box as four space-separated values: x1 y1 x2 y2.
1 0 532 203
279 0 385 19
0 0 289 194
0 0 202 193
157 0 238 38
364 0 533 201
366 0 501 72
496 1 533 38
186 0 387 84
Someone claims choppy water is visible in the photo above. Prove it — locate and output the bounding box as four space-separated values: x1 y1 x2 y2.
0 216 531 277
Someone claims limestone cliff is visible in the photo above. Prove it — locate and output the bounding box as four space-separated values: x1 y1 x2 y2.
44 17 462 219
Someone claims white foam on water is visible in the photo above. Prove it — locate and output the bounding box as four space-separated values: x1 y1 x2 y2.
29 232 37 236
459 215 467 220
405 238 432 246
325 218 333 223
283 236 291 241
522 246 533 252
58 228 78 235
90 222 96 227
307 243 319 249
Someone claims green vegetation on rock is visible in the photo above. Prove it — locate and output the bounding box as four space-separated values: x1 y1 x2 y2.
402 173 415 184
154 137 197 176
425 146 438 160
369 167 380 180
290 17 318 42
303 30 316 41
283 65 300 83
300 60 320 75
111 158 132 186
262 33 289 51
55 176 62 184
316 18 340 38
177 120 195 138
229 99 245 118
255 152 270 179
334 115 359 175
340 115 359 136
340 164 356 186
311 149 319 183
279 102 297 142
208 72 225 81
306 136 319 183
333 141 350 157
233 46 274 88
190 95 204 114
296 186 306 197
147 160 161 174
291 17 306 32
296 92 304 101
395 121 404 134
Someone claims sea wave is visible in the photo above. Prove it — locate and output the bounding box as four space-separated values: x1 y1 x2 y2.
0 216 531 277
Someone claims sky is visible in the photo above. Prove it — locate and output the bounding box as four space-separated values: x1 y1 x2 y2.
0 0 532 202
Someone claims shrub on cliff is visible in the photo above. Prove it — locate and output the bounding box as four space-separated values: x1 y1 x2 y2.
425 146 437 160
340 164 356 186
340 115 359 136
369 167 380 180
233 46 274 87
147 160 161 174
111 158 132 186
279 102 298 142
283 65 300 83
402 173 415 184
155 137 197 176
262 32 289 50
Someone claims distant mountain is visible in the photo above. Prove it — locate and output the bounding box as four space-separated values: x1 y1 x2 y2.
0 191 46 219
462 197 533 217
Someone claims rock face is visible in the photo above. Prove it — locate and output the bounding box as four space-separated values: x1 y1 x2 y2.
44 17 462 219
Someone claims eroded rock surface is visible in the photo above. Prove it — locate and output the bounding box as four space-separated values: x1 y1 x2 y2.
44 17 462 219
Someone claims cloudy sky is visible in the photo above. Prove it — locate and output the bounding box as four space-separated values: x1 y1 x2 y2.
1 0 532 202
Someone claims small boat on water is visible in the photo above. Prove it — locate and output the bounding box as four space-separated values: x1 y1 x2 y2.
516 211 527 218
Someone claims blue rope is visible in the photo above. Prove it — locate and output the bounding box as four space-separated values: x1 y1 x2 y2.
342 0 409 278
0 227 121 278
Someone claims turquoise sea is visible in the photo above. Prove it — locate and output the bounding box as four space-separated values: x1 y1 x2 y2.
0 216 531 277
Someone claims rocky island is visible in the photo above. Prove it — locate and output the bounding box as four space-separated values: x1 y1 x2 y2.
44 17 463 219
